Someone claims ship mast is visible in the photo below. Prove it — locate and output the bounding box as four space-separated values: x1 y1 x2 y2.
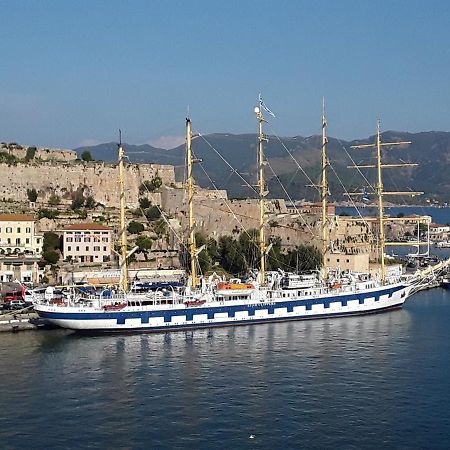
320 99 328 278
350 121 419 282
118 134 128 292
186 117 198 288
255 102 267 285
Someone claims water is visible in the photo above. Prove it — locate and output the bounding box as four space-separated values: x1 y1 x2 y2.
1 290 450 449
336 206 450 225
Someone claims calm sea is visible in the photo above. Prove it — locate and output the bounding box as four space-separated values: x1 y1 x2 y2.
1 289 450 449
336 205 450 225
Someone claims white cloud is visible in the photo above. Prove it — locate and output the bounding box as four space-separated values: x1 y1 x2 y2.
146 135 185 149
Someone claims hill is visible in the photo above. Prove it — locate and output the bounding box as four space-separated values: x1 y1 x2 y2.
76 131 450 203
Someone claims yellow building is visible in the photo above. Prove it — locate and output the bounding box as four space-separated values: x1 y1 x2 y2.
0 214 43 256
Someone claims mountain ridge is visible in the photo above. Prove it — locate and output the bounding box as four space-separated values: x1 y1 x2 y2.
76 130 450 203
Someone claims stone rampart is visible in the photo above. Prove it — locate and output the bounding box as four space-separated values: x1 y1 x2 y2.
0 161 175 208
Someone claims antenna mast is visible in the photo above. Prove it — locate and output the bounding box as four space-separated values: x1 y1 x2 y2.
186 117 198 288
118 131 128 291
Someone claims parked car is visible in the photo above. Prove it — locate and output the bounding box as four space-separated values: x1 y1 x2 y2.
4 300 27 310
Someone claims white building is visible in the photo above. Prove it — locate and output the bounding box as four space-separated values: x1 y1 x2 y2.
0 214 43 255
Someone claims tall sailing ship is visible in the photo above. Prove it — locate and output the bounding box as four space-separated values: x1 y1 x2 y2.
33 101 443 332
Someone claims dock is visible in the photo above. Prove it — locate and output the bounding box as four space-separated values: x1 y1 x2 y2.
0 311 49 333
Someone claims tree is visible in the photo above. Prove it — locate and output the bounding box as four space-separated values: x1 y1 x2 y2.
136 235 153 251
128 221 144 234
85 195 96 209
71 192 85 210
81 151 93 162
27 188 38 202
38 208 59 219
48 194 61 206
43 250 60 265
139 197 151 209
43 231 61 252
145 205 161 221
25 146 36 161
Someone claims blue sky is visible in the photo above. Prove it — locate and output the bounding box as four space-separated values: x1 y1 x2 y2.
1 0 450 148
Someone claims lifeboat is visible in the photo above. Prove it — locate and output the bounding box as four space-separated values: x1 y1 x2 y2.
216 281 255 296
103 303 127 311
184 299 206 307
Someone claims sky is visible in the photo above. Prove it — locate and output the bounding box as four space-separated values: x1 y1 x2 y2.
1 0 450 149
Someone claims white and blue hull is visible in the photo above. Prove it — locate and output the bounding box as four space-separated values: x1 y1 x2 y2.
34 283 412 333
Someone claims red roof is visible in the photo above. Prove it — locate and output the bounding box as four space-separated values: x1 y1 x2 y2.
63 223 111 231
0 214 35 221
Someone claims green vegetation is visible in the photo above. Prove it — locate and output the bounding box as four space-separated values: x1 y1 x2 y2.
70 189 96 210
128 221 145 234
25 146 36 161
42 231 61 265
180 229 321 276
26 188 38 202
81 151 93 162
136 235 153 251
139 197 151 209
139 176 163 194
0 151 18 164
48 194 61 206
144 205 161 221
42 250 60 265
37 208 59 219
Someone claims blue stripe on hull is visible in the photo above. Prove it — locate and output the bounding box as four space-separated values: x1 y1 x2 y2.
72 303 404 334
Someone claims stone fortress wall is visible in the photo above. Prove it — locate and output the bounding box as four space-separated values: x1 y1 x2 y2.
0 143 77 161
0 161 175 208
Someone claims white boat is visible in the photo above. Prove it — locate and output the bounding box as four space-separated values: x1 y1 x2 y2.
33 101 446 332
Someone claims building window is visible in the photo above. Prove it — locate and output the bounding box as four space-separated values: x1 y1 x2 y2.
17 227 21 233
346 259 350 263
7 238 11 244
103 246 107 251
67 237 73 242
337 258 340 262
94 246 100 251
84 237 90 242
26 238 30 244
76 246 79 251
68 246 71 251
6 227 12 233
16 238 21 245
85 246 89 251
36 238 41 244
26 227 31 233
102 237 108 242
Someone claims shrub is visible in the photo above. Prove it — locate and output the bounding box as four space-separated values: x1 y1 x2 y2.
136 235 153 250
139 197 151 209
48 194 61 206
27 188 38 202
145 205 161 221
25 146 36 161
38 208 59 219
81 151 93 162
127 221 144 234
43 250 60 265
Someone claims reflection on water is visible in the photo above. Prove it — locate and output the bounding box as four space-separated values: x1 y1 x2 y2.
1 290 450 449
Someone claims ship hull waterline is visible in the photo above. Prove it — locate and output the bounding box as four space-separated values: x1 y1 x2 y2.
34 283 412 333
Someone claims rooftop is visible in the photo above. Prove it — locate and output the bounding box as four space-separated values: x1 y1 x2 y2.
0 214 35 222
63 223 112 231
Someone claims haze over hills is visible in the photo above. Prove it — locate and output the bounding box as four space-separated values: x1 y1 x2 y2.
76 131 450 203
